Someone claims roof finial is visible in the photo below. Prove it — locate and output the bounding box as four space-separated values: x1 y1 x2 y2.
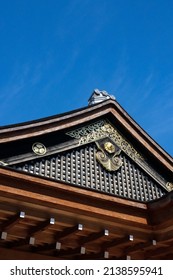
88 89 115 106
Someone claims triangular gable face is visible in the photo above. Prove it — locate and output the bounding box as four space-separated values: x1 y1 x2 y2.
4 118 170 203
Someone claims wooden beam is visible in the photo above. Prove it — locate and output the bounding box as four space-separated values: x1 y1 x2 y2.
7 217 55 248
34 224 83 252
28 218 55 236
55 224 83 240
80 229 109 245
79 250 109 260
7 237 30 248
108 253 132 260
8 236 42 248
104 235 134 249
55 246 86 258
125 239 157 254
0 211 25 231
119 255 132 260
162 253 173 260
32 242 55 252
145 244 171 259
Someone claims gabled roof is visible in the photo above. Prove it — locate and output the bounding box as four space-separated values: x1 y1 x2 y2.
0 97 172 170
0 96 172 201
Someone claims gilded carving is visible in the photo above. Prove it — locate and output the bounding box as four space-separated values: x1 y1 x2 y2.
67 120 143 160
66 120 169 191
96 140 122 171
104 142 116 153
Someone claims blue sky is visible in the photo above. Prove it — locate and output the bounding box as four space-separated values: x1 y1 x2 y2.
0 0 173 156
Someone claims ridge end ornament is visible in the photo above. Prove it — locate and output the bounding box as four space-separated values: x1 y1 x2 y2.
96 139 122 172
88 89 116 106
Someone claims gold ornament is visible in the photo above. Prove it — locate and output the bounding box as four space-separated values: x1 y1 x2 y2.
32 142 46 155
104 142 116 153
96 140 122 171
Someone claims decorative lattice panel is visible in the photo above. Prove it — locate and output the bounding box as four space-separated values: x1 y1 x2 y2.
12 143 166 202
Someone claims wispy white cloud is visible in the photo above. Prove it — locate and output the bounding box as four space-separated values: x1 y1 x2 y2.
0 62 43 113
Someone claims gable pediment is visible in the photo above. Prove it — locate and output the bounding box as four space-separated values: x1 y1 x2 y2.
10 141 167 202
1 118 171 202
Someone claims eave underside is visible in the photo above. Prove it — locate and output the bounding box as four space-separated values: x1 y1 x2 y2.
0 168 173 260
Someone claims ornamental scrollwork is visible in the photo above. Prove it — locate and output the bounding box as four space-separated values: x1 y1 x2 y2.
66 120 143 161
96 140 122 171
66 119 169 190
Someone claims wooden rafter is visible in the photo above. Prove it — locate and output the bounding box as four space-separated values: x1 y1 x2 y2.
125 240 157 254
79 229 109 245
33 224 83 252
28 218 55 236
55 224 83 240
55 246 86 258
7 237 30 248
103 235 134 249
78 250 109 260
0 211 25 231
145 244 171 259
7 217 55 248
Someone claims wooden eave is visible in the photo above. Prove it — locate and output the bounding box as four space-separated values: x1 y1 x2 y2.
0 99 172 173
0 166 173 260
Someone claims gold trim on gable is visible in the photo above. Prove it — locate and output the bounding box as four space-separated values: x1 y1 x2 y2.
66 119 169 192
67 120 143 161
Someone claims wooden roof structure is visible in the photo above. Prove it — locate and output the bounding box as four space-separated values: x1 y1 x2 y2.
0 91 173 260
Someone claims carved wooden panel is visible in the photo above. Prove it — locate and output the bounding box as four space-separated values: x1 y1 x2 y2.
12 143 166 202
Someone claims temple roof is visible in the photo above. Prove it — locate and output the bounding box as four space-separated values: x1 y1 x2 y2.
0 91 172 202
0 90 173 260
